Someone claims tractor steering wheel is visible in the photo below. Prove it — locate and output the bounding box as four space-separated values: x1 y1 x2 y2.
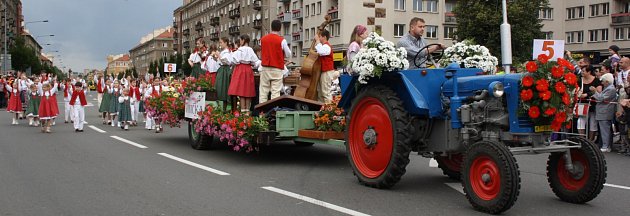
413 43 444 69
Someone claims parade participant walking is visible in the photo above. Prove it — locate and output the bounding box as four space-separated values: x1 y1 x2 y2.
145 78 163 131
5 82 23 125
228 35 259 114
109 80 122 127
38 82 59 133
99 79 112 125
397 17 444 69
96 73 105 107
314 29 336 103
69 82 88 132
25 84 41 126
129 80 141 126
61 78 74 123
346 25 369 74
188 38 208 78
138 79 148 122
259 20 292 103
0 77 7 109
216 37 235 111
118 88 133 131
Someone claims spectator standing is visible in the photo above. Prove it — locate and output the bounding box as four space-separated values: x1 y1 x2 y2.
592 73 617 152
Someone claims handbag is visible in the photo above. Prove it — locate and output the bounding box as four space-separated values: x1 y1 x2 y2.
574 79 589 117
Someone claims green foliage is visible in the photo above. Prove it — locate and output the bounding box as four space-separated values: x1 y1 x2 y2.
181 52 192 76
9 36 42 73
454 0 548 64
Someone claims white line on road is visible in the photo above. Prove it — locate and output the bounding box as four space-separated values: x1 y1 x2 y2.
261 186 371 216
157 153 230 176
444 183 465 195
88 125 106 133
110 136 147 149
605 183 630 190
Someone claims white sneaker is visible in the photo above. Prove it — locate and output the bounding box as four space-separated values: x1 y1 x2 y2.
117 122 121 127
111 121 115 127
52 121 56 126
600 148 611 152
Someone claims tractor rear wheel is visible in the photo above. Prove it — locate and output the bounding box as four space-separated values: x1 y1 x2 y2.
546 136 606 204
462 140 520 214
435 153 463 180
188 120 217 150
346 85 412 189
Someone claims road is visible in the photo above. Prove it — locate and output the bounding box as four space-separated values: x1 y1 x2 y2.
0 92 629 216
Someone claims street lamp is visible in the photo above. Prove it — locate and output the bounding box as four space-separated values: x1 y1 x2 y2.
35 34 54 39
25 20 49 24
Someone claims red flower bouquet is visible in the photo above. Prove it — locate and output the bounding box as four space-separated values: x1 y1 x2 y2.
181 73 216 97
144 91 185 128
520 54 578 131
194 106 269 152
314 96 346 132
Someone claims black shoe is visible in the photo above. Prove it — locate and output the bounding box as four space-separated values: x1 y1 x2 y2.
75 129 78 132
78 130 84 132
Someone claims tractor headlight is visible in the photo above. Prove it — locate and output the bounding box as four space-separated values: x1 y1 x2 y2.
489 81 504 98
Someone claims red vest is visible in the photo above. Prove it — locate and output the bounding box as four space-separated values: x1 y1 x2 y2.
130 86 141 100
64 84 72 98
151 86 162 97
261 33 286 70
97 79 104 93
69 90 87 106
319 42 334 72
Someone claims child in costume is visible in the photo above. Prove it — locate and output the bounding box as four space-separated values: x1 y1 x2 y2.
6 81 23 125
118 88 133 130
38 82 59 133
109 80 122 127
25 84 41 126
69 82 88 132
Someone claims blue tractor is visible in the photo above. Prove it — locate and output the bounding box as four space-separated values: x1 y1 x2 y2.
338 64 607 214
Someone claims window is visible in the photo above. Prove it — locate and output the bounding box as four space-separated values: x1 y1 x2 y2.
305 29 309 39
305 5 309 16
590 4 599 17
589 30 598 42
567 6 584 19
426 25 438 38
444 26 456 39
292 46 297 57
589 29 608 42
395 0 405 11
394 24 405 37
603 3 610 15
539 8 553 20
293 1 298 10
590 3 609 17
413 0 422 12
317 2 321 14
566 31 583 43
426 0 438 12
311 3 315 15
543 32 553 40
445 1 456 12
615 28 625 40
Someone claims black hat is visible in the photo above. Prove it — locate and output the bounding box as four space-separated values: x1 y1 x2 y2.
609 45 620 53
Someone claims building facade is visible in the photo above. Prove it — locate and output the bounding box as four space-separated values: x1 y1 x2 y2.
1 0 22 72
129 27 175 76
541 0 630 63
106 54 131 77
173 0 278 55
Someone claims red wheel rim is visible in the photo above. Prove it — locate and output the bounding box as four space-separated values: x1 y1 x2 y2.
469 155 501 201
439 154 463 172
556 149 590 191
349 97 394 178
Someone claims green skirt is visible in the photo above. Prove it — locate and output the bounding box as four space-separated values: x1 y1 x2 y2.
138 100 145 112
26 97 41 116
191 63 203 78
99 92 111 113
118 101 132 122
109 94 120 113
215 65 232 102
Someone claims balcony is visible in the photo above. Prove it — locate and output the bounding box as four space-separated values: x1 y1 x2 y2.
211 17 220 26
253 0 262 10
229 8 241 19
183 41 190 49
183 29 190 36
278 12 292 23
195 21 204 32
292 9 302 20
229 26 241 35
253 19 263 29
445 12 457 24
278 0 290 3
327 7 339 21
612 13 630 25
284 34 292 44
292 31 302 42
173 21 178 29
210 32 220 41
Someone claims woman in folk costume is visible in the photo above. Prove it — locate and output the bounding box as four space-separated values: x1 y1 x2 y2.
25 84 41 126
99 79 112 124
128 80 142 126
118 88 133 131
61 78 74 123
144 78 163 131
138 79 148 122
38 82 59 133
228 34 260 114
6 81 23 125
216 37 236 111
202 44 220 85
108 80 123 127
188 37 208 78
96 73 105 107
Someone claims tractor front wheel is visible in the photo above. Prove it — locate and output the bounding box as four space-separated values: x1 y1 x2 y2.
435 153 463 180
546 137 606 204
462 141 520 214
346 85 412 189
188 120 217 150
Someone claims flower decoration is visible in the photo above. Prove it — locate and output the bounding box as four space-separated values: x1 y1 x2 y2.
350 32 409 84
438 39 499 74
144 91 186 128
314 96 346 132
194 106 269 152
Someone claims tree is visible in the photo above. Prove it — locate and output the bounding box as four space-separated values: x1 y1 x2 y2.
454 0 547 64
9 36 41 73
181 52 192 76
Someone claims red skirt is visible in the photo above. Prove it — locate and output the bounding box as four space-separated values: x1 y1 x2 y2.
227 64 256 97
39 95 59 119
7 93 22 113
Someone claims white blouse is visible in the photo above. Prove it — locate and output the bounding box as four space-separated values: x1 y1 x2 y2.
118 96 130 103
202 57 220 72
232 46 259 66
219 49 233 66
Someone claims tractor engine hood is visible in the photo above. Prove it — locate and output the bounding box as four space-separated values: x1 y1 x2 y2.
442 73 525 98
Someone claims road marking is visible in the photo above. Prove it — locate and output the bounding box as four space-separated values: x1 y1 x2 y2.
88 125 106 133
110 136 147 149
605 183 630 190
444 183 465 195
157 153 230 176
261 186 371 216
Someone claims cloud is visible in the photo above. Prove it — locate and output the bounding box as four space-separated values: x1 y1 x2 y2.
22 0 179 72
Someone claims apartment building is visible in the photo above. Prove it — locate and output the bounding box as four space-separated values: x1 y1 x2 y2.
278 0 458 66
541 0 630 63
106 54 131 77
173 0 278 55
129 27 175 76
1 0 22 72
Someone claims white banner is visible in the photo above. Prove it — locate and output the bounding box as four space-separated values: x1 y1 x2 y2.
185 92 206 119
532 39 565 61
164 63 177 73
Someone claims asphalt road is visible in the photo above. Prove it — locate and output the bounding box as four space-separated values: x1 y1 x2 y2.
0 92 629 216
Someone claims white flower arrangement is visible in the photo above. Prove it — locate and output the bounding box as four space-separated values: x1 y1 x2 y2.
438 39 499 74
351 32 409 84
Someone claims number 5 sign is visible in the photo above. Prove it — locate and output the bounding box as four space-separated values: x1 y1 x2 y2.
533 39 565 61
164 63 177 73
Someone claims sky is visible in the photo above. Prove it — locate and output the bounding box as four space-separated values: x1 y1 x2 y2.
22 0 180 72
